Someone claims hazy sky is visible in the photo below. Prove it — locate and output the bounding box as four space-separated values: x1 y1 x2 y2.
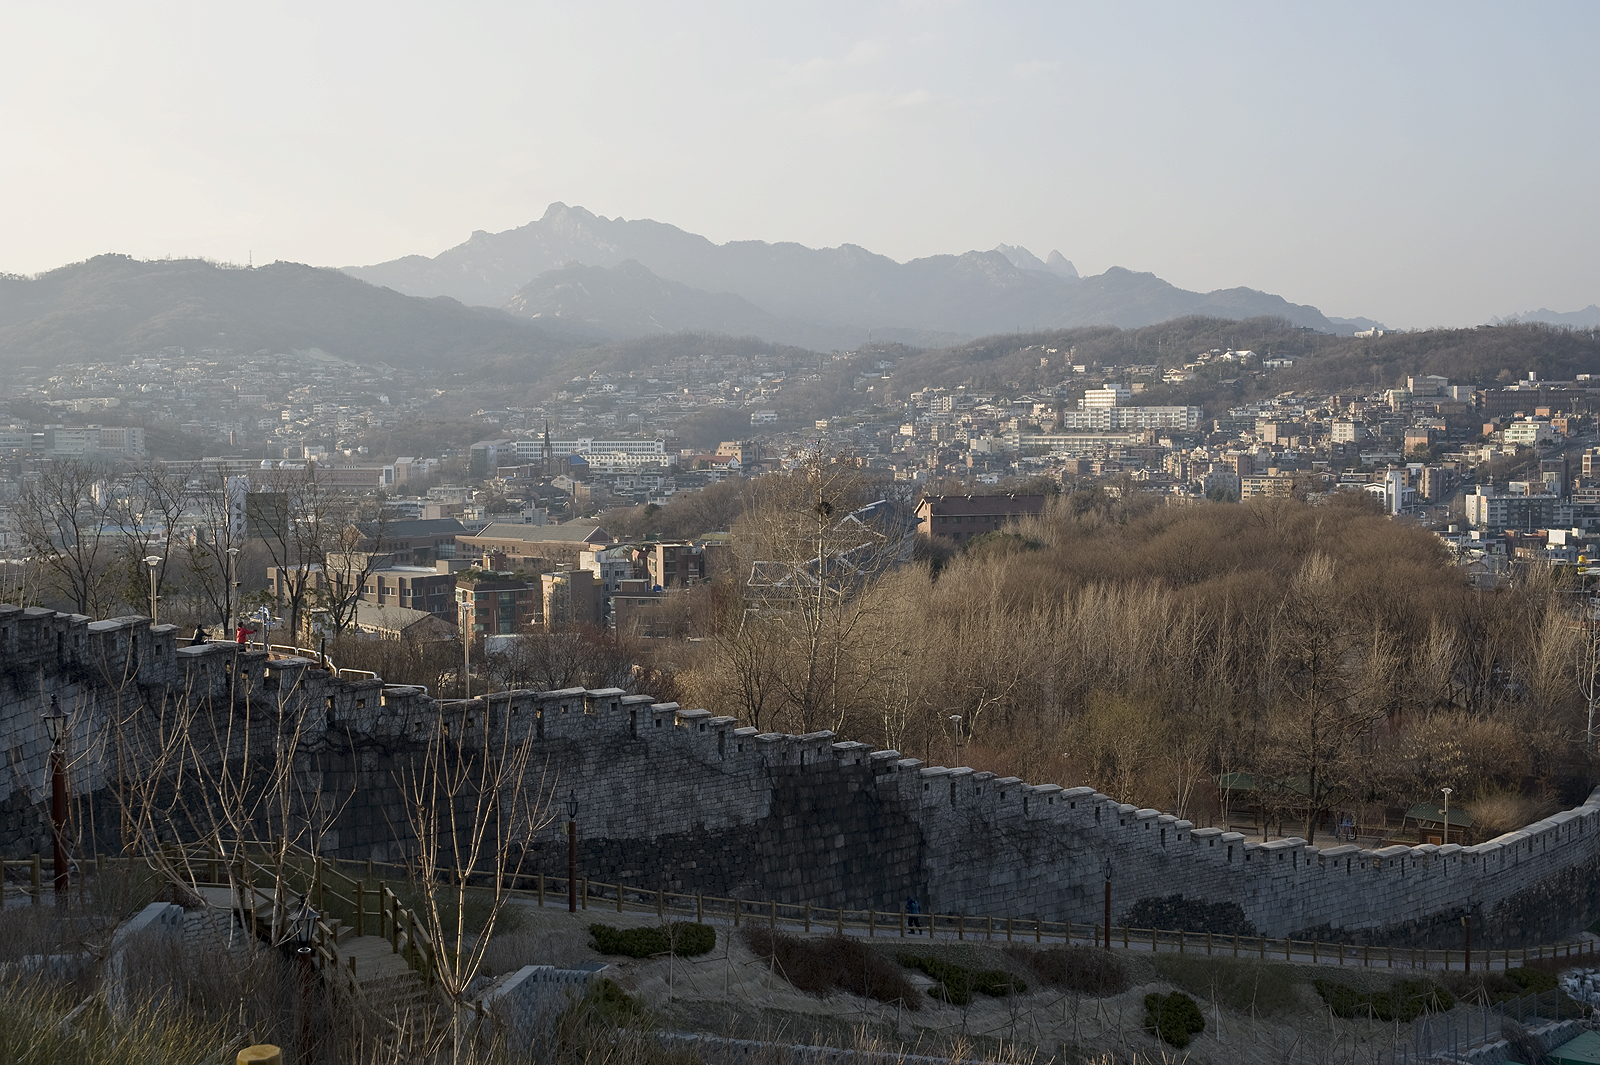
3 2 1596 328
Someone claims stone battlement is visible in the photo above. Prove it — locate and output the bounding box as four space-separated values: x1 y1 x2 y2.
1 602 1595 947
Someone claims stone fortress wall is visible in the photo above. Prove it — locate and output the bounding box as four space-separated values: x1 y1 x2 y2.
3 602 1597 949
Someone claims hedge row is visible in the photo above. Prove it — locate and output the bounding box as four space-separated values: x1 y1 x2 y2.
588 922 717 958
897 954 1025 1005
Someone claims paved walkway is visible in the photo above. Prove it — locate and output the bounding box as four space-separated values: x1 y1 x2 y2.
512 892 1600 974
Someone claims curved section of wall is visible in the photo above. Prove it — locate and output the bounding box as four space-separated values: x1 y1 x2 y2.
3 602 1596 949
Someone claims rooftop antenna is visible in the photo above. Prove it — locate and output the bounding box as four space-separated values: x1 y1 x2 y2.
248 250 252 268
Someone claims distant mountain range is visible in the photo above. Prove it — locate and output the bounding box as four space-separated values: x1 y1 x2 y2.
1501 306 1600 329
347 202 1372 345
0 255 578 368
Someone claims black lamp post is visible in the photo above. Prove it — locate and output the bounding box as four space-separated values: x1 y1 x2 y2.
567 791 579 913
42 696 68 905
294 893 317 958
293 894 317 1065
1102 854 1113 951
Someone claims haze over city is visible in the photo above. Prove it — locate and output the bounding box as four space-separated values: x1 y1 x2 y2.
3 2 1597 329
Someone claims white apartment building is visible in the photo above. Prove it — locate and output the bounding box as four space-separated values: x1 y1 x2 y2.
1504 420 1555 448
1055 406 1204 430
512 438 668 460
1081 384 1131 409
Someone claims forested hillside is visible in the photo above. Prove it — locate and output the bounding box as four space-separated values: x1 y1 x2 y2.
672 486 1586 844
891 318 1600 399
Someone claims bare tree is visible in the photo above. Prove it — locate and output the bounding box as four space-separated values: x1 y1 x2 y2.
398 696 550 1060
181 464 250 632
1262 555 1398 843
736 449 909 734
111 462 195 621
318 501 394 636
13 459 118 615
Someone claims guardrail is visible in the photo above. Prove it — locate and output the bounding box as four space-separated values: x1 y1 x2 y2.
261 645 381 684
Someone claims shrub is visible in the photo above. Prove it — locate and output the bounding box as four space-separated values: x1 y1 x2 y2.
741 929 921 1009
897 954 1025 1005
1012 945 1128 996
1314 978 1454 1022
1144 991 1206 1048
588 922 716 958
1506 967 1558 994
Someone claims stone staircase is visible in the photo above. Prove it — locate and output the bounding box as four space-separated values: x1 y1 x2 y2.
184 842 446 1046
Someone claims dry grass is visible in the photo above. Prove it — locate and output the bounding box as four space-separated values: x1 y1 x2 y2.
1465 788 1560 839
1006 944 1129 996
742 928 922 1009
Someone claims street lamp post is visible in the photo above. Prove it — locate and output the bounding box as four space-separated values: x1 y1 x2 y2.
1102 854 1113 950
142 555 163 623
42 696 69 905
226 545 240 637
459 599 471 700
949 714 963 761
566 792 579 913
1441 787 1453 846
293 895 317 1063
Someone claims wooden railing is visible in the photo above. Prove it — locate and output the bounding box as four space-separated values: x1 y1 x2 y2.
152 840 439 987
9 846 1595 974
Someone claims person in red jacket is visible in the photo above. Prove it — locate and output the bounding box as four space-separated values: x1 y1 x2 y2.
236 624 255 646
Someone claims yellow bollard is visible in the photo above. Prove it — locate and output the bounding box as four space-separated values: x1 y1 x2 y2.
237 1046 282 1064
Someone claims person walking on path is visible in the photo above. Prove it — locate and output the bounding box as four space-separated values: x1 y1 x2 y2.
906 895 921 935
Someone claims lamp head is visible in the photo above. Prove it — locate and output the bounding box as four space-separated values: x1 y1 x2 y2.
294 895 317 947
142 554 162 570
42 695 67 745
566 791 579 820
